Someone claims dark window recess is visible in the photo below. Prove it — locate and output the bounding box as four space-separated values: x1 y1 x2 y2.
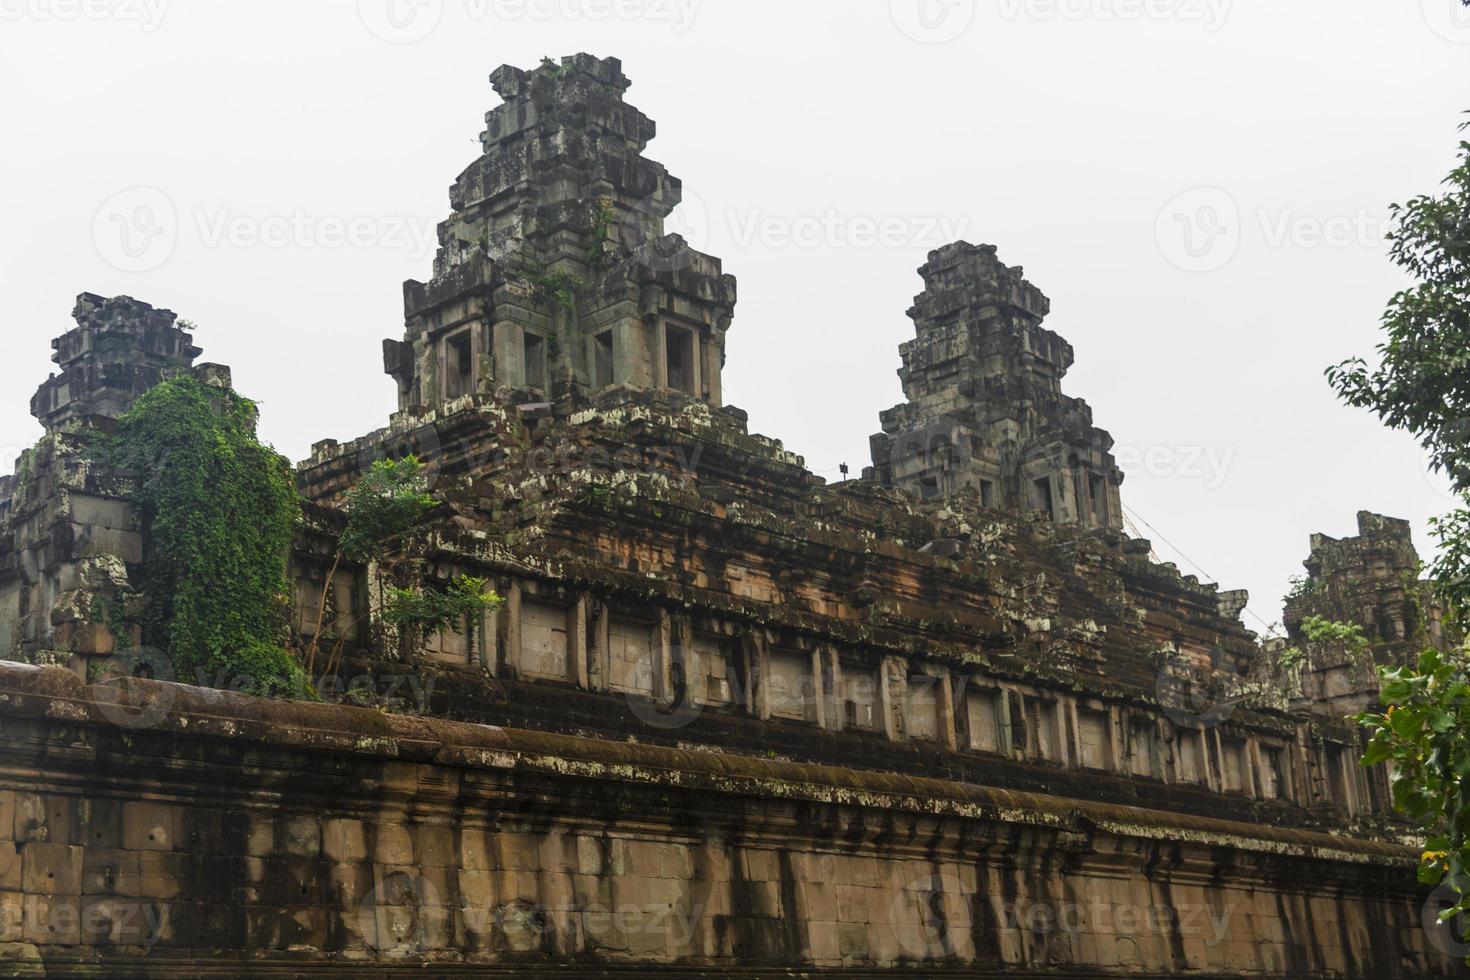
594 331 614 389
524 333 546 390
445 332 473 399
1089 473 1108 524
1032 477 1054 517
666 327 695 394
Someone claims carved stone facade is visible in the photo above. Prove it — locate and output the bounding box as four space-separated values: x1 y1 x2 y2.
0 55 1461 976
385 54 734 413
868 243 1123 528
30 293 202 430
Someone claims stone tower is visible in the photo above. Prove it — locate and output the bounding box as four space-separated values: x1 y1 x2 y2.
30 293 202 431
868 242 1123 528
385 54 736 412
1281 511 1450 718
1 293 210 662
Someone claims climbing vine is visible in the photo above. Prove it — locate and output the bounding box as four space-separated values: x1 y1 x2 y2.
110 376 310 698
383 575 501 647
586 197 616 268
519 258 583 315
303 456 438 674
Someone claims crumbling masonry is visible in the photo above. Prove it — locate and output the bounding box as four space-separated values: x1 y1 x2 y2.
0 54 1460 977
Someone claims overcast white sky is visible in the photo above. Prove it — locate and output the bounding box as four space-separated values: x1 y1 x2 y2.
1 1 1467 632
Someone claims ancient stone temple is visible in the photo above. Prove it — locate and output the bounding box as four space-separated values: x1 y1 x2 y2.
0 54 1461 977
868 242 1123 527
384 54 733 411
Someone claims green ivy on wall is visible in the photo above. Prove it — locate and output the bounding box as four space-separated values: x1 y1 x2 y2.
110 376 311 698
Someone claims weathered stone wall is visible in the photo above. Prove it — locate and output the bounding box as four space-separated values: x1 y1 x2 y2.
0 662 1458 978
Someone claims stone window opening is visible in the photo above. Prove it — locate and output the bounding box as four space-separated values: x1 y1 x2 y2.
979 479 995 508
1219 735 1249 794
1032 698 1064 763
1031 477 1054 518
665 325 695 394
524 333 546 390
689 633 737 707
765 648 817 723
1261 744 1288 800
519 598 571 681
1077 708 1112 770
965 687 1006 754
445 330 474 399
905 673 943 742
593 330 614 389
1178 728 1208 785
1127 720 1160 779
1088 473 1108 526
1325 745 1356 811
842 662 880 731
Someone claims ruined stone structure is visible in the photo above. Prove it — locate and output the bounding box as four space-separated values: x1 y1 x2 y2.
0 54 1461 977
385 54 733 412
1266 512 1457 820
868 243 1123 528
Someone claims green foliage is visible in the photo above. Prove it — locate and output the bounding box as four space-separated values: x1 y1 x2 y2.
1358 647 1470 931
1279 618 1367 673
88 592 134 653
521 259 583 315
586 197 616 268
382 575 501 640
1300 615 1371 651
1338 112 1470 961
110 376 309 698
340 456 437 562
1284 574 1322 604
1432 502 1470 626
1327 117 1470 492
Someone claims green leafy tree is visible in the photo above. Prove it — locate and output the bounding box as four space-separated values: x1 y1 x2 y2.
1329 114 1470 949
304 456 438 673
112 377 309 698
1358 648 1470 911
1328 117 1470 620
383 575 501 648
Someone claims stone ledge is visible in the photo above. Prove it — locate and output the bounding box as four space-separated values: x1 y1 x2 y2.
0 662 1413 869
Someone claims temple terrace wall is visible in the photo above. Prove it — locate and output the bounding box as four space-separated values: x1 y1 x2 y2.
0 661 1457 978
